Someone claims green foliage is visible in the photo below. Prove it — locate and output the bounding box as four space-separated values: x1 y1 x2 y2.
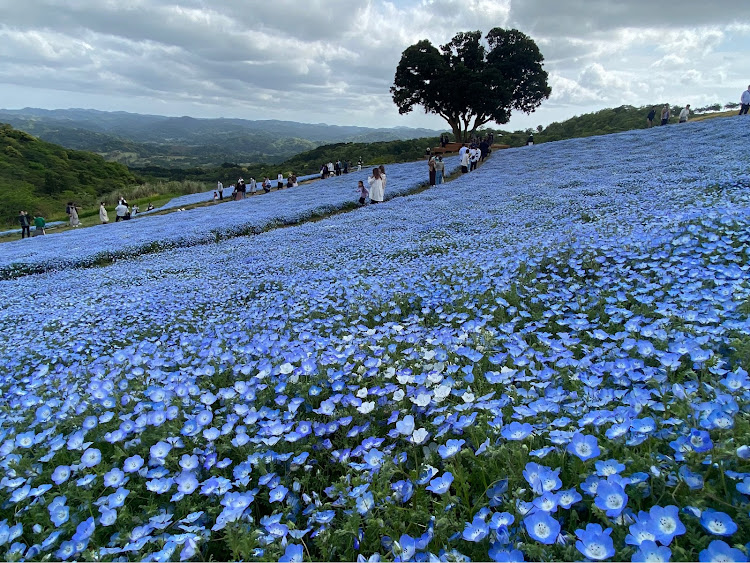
391 28 551 141
0 124 138 226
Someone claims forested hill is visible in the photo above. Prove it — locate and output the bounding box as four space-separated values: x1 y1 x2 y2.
0 108 441 168
0 124 137 225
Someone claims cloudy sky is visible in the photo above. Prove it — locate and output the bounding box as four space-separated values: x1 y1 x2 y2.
1 0 749 132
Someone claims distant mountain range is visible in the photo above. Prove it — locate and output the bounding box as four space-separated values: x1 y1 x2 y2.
0 108 441 168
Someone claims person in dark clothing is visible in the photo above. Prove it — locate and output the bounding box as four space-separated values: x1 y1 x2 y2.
479 140 490 161
18 211 31 239
646 107 656 128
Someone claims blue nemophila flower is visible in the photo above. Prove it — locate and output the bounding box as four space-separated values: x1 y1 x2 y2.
700 509 738 536
699 540 747 563
51 465 71 485
49 503 69 527
688 429 713 453
649 505 686 545
79 447 101 468
631 540 671 563
279 543 304 562
391 480 414 503
438 439 465 460
523 512 560 545
269 485 288 503
501 421 533 441
488 545 525 563
558 488 582 509
567 432 601 461
678 465 704 490
103 467 126 488
462 516 489 542
395 415 415 436
575 523 615 561
594 480 628 517
595 459 626 477
489 511 514 531
123 454 145 473
533 491 560 513
426 472 453 495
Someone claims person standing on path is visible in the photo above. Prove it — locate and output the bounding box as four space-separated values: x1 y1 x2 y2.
18 211 31 239
435 156 445 185
99 202 109 224
217 181 224 200
428 155 436 186
277 173 284 190
679 104 690 123
660 105 671 125
460 148 470 173
740 85 750 115
69 203 81 227
368 168 385 204
33 214 46 235
646 107 656 127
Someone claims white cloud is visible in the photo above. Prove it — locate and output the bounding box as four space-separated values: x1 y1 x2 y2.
0 0 748 131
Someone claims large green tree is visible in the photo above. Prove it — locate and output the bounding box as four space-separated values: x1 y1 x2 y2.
391 28 551 142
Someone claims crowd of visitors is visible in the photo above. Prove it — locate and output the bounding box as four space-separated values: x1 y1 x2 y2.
321 160 353 179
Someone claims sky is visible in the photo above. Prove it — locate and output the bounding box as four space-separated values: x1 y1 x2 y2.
1 0 749 132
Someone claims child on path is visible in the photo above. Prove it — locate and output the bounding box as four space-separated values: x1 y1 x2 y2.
357 180 369 205
34 214 46 235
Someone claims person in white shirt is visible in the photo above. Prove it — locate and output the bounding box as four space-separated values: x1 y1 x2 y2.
458 144 468 161
460 149 470 173
368 168 385 203
248 177 257 195
469 147 481 170
115 202 128 222
678 105 690 123
740 85 750 115
277 173 284 190
131 204 139 217
217 181 224 200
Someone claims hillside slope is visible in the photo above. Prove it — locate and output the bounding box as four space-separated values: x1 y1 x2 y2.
0 108 441 168
0 124 138 225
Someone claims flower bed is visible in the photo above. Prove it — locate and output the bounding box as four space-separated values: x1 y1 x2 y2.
1 118 750 561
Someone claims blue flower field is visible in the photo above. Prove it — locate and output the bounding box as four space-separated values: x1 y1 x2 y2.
1 118 750 561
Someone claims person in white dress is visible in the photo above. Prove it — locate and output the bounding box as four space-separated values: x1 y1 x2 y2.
368 168 385 203
99 202 109 224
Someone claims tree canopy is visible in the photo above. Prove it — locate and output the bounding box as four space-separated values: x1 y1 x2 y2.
391 28 551 142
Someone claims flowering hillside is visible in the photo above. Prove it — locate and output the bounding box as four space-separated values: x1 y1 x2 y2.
0 157 458 278
1 118 750 562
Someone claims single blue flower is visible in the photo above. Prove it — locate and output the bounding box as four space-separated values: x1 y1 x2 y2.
575 523 615 561
594 480 628 517
631 540 671 562
567 432 601 461
700 509 738 536
80 448 102 468
501 421 534 441
462 516 489 542
699 540 747 562
523 511 560 545
279 543 304 562
426 472 453 495
438 439 465 460
649 505 686 545
51 465 71 485
269 485 289 503
488 545 524 562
